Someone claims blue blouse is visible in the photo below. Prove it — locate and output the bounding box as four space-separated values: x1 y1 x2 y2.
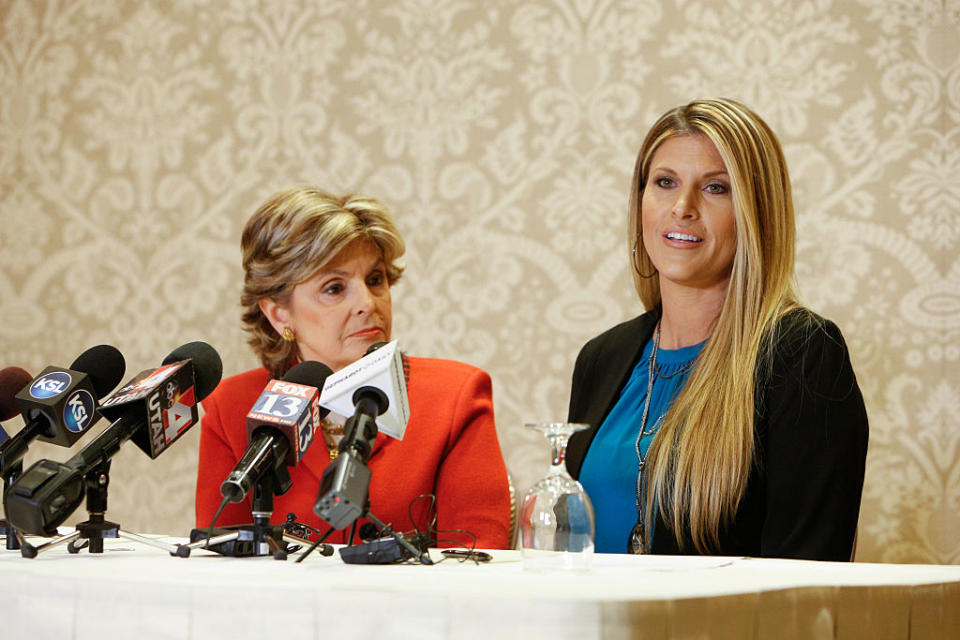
579 337 704 553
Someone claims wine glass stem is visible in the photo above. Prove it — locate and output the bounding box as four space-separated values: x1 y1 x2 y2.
548 433 569 473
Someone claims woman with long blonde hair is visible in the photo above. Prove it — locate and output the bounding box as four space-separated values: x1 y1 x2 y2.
566 98 868 560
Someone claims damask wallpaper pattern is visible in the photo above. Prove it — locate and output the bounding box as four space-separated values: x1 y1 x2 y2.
1 0 957 564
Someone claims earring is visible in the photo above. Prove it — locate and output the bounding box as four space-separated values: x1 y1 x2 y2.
631 234 657 279
281 327 296 342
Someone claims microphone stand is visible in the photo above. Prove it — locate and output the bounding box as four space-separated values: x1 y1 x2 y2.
18 460 191 558
186 467 332 560
298 393 432 565
297 500 432 565
1 460 23 551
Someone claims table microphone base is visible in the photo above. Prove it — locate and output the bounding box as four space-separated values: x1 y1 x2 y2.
18 516 191 558
297 510 433 565
187 524 330 560
16 460 191 559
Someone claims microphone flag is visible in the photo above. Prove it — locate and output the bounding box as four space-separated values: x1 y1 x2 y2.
98 361 198 459
318 340 409 440
14 366 100 447
245 377 321 467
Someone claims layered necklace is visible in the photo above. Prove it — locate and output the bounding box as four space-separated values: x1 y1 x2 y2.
628 322 698 554
320 419 344 460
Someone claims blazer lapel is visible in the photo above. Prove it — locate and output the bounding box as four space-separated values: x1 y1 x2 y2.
567 309 659 479
597 314 657 422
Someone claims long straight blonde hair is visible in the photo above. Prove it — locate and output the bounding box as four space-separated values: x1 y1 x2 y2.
627 98 800 552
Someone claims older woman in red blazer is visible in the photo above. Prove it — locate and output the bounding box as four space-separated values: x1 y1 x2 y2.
195 188 511 549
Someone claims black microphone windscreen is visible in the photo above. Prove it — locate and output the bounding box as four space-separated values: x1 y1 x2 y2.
364 342 388 356
364 341 409 384
358 521 381 541
70 345 126 399
162 341 223 401
282 360 334 387
282 360 333 420
0 366 33 421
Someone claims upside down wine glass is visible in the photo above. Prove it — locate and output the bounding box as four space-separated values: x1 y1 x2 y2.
519 423 595 571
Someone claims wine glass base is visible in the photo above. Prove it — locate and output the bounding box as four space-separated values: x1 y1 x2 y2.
522 547 594 572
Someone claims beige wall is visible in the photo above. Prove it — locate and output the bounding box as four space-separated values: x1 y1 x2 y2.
1 0 958 563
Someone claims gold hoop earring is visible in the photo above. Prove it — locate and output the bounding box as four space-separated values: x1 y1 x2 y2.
281 327 296 342
631 234 657 279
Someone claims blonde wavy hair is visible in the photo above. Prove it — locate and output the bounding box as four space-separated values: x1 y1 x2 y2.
241 187 405 377
628 98 801 552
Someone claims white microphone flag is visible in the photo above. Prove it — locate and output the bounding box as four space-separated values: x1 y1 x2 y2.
318 340 409 440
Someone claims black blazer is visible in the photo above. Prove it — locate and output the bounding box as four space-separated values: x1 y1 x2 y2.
566 307 869 560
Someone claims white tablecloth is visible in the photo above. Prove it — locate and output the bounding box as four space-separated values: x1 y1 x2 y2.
1 534 958 640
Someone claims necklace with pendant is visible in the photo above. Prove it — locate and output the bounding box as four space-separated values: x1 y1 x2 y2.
628 322 702 553
628 322 661 554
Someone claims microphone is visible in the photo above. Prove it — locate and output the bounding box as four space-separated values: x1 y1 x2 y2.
219 361 333 504
3 342 222 536
0 367 34 422
1 367 34 450
94 341 222 461
1 366 36 545
0 367 33 551
306 344 431 565
313 348 393 530
318 340 409 440
1 347 126 477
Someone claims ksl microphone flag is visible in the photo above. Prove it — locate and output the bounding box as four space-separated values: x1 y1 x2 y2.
318 340 409 440
14 367 101 447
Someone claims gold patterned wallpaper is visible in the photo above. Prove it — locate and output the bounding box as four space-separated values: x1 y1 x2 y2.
1 0 958 564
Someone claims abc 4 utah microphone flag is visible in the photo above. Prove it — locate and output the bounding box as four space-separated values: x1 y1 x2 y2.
98 362 197 458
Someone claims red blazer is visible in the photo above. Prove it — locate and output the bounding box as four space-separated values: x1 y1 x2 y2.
195 356 511 549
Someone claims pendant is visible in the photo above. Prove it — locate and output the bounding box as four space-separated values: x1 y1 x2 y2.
628 520 646 554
